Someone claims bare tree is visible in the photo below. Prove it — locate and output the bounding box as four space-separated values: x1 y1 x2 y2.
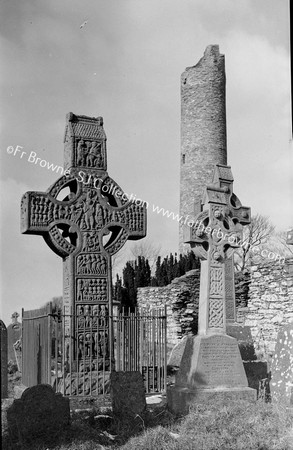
268 229 293 258
234 214 275 271
128 238 162 271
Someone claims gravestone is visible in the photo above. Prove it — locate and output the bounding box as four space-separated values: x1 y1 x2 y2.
21 113 147 372
6 384 70 444
7 312 21 363
110 371 146 416
167 164 256 414
1 320 8 398
270 323 293 405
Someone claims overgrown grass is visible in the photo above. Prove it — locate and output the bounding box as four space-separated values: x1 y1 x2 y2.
2 399 293 449
121 399 293 450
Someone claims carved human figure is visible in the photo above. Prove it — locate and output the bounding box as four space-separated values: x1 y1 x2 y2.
84 305 91 327
85 333 91 357
78 334 84 359
83 199 95 229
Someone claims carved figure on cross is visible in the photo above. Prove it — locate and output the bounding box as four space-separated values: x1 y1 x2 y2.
21 112 147 368
184 164 250 335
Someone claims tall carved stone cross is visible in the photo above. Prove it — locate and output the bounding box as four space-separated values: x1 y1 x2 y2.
167 164 255 414
21 112 147 367
184 164 250 334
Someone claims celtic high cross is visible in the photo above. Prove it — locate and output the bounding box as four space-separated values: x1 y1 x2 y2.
184 164 250 335
21 112 147 368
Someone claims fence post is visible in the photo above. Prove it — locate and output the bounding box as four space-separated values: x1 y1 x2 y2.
47 302 52 386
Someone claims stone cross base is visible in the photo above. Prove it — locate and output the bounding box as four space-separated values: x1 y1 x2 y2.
167 334 256 414
167 385 256 415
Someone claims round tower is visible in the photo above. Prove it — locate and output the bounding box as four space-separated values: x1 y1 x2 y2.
179 45 227 253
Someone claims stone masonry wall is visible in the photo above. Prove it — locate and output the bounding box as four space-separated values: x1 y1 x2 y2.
137 270 200 353
239 259 293 356
179 45 227 253
137 259 293 357
137 269 249 350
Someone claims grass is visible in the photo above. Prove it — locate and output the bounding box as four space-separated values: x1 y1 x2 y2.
2 398 293 450
120 399 293 450
3 369 293 449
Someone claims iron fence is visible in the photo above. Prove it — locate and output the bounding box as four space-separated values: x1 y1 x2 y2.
22 305 167 398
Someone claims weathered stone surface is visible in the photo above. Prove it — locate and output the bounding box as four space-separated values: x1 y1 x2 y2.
110 371 146 416
138 270 200 350
138 261 293 361
180 45 227 253
1 398 14 435
138 270 251 351
21 112 147 373
167 334 257 415
6 384 70 443
7 312 21 363
1 320 8 398
238 259 293 357
175 335 248 389
270 323 293 405
58 371 110 396
168 335 188 367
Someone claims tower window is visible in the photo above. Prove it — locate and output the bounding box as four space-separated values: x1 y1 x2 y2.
182 154 186 164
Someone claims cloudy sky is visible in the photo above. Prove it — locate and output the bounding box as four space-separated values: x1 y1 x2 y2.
0 0 291 325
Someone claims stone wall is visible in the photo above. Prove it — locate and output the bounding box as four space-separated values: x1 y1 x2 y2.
239 259 293 356
137 270 200 352
137 259 293 356
137 268 249 349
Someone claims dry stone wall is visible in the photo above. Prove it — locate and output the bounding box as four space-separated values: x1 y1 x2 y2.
137 259 293 357
239 259 293 356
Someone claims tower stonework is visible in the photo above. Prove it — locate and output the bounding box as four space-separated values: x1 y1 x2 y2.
179 45 227 253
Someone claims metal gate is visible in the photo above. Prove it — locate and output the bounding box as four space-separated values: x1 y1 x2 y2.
21 305 167 396
22 304 53 387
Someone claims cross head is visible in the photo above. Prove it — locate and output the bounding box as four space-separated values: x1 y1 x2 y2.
21 113 147 368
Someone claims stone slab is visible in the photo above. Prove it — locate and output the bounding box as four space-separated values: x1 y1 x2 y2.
167 335 188 367
110 371 146 416
270 323 293 405
175 334 249 389
167 385 256 415
6 384 70 444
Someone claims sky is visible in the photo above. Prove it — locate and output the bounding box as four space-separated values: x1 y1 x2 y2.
0 0 291 325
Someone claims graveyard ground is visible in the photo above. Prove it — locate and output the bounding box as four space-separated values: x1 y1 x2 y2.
2 368 293 450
